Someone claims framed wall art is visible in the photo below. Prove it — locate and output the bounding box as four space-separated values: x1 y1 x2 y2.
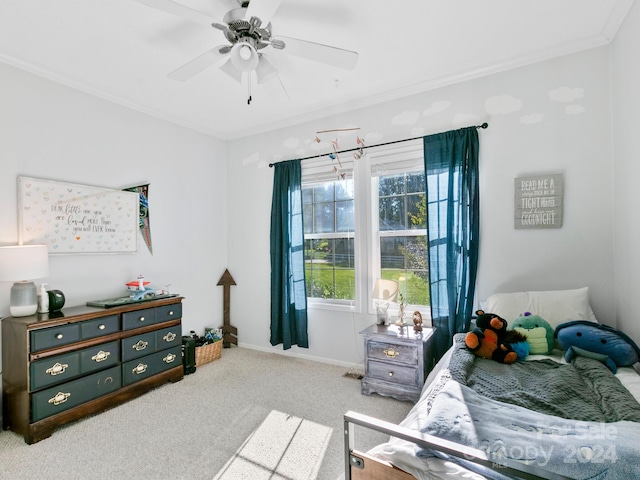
18 176 139 254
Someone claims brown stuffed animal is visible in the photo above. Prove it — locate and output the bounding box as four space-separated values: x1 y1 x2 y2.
465 310 526 364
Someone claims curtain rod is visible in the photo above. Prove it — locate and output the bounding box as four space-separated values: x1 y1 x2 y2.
268 123 488 168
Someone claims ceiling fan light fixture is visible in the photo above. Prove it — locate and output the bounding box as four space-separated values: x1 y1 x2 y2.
255 55 278 84
230 40 259 72
220 59 243 83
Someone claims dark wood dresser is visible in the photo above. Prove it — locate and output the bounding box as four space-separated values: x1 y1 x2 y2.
2 296 184 444
360 323 435 402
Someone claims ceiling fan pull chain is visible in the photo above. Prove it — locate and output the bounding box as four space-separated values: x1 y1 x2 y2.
247 75 252 105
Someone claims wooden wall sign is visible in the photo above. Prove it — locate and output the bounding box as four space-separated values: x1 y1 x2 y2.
514 173 564 229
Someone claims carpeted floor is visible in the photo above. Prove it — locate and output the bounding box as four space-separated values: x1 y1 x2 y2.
0 346 413 480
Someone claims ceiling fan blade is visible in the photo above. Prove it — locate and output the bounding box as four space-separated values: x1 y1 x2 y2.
134 0 218 27
245 0 283 26
273 36 358 70
167 45 228 81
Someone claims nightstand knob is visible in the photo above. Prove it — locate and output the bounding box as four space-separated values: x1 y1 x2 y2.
99 324 106 330
383 348 399 359
138 316 145 322
56 333 63 340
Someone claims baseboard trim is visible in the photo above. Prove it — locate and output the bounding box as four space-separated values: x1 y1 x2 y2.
237 341 363 371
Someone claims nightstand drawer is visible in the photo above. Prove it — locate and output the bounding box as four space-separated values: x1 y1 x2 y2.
366 359 419 387
367 340 418 366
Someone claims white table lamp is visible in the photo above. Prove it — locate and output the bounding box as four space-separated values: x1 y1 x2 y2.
372 278 399 325
0 244 49 317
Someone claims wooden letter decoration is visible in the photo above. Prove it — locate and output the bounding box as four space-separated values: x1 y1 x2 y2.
217 269 237 348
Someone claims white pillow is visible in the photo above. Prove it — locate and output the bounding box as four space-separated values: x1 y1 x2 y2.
484 287 598 329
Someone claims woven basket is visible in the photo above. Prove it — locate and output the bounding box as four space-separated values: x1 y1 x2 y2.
195 340 222 366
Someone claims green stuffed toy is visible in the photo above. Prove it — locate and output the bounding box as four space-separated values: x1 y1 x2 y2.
511 312 554 354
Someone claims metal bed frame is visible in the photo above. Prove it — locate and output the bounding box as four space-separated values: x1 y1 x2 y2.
344 411 574 480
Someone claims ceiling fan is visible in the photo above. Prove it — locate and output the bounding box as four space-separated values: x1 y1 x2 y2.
135 0 359 103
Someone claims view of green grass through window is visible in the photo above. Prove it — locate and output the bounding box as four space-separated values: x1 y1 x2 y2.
302 167 429 307
303 180 355 301
379 171 429 306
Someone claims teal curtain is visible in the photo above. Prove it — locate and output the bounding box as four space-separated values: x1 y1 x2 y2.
424 127 479 360
270 160 309 349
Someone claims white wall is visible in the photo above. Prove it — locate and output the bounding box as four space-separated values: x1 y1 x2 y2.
227 46 617 367
0 63 228 378
612 0 640 343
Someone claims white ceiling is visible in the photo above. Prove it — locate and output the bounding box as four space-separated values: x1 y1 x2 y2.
0 0 634 140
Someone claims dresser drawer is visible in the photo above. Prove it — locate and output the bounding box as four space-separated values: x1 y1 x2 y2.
81 315 119 340
367 340 418 366
367 359 419 387
155 325 182 350
79 341 120 374
30 352 81 390
121 331 156 362
31 366 121 422
122 307 157 331
30 341 120 391
121 346 181 386
30 324 81 352
156 303 182 323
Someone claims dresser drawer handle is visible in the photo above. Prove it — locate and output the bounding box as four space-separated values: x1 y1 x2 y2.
56 333 64 340
388 371 394 377
91 350 111 363
132 363 148 375
138 316 145 322
48 391 71 406
163 353 177 363
132 340 148 351
98 324 106 330
46 362 69 376
383 348 399 359
168 310 174 316
163 332 177 343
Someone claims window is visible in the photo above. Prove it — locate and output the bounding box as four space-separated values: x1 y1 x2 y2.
377 171 429 306
303 180 355 303
302 141 429 316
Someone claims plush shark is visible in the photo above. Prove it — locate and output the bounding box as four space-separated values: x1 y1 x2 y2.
555 320 640 373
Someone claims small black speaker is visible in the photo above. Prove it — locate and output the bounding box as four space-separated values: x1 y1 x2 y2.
181 336 196 375
47 290 66 312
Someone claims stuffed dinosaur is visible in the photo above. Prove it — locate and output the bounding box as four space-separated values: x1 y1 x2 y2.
511 312 554 355
465 310 528 364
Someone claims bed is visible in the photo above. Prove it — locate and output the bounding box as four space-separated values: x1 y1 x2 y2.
344 288 640 480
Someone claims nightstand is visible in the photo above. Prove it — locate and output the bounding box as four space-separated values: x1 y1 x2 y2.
360 323 435 402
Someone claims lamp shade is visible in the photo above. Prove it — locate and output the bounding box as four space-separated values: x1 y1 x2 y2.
0 244 49 281
255 55 278 84
220 58 243 83
372 278 399 302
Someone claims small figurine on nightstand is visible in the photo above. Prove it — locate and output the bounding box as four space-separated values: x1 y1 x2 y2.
395 292 407 326
413 311 423 332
